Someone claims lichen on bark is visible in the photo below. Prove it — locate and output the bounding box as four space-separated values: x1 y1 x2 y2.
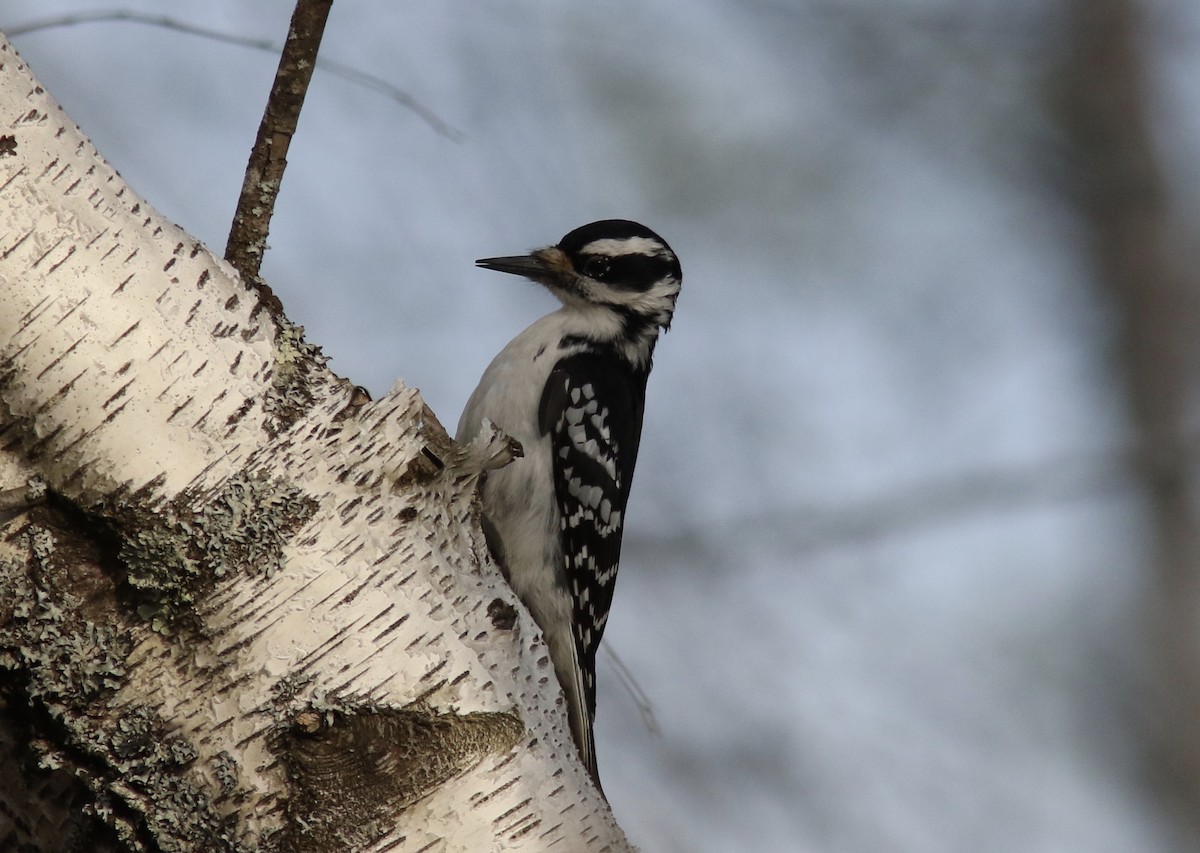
100 469 318 633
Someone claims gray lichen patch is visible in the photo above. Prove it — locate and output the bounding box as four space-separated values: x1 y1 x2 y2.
80 705 249 852
263 318 328 438
0 518 250 850
274 701 525 851
0 523 129 711
28 702 252 853
106 469 317 633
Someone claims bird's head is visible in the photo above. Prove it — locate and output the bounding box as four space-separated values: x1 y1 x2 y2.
476 220 682 363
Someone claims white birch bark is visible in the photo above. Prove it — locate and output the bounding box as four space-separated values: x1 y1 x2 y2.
0 32 631 852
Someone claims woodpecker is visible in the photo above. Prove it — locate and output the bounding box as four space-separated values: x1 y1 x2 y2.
457 219 681 784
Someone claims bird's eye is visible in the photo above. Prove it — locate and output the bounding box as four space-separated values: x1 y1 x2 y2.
582 257 610 279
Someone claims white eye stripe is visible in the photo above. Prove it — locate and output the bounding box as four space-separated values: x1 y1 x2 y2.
581 237 672 259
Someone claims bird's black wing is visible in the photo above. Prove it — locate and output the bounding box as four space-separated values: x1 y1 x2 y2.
539 351 648 721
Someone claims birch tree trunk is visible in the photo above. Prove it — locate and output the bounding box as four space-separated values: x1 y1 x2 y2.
0 33 630 852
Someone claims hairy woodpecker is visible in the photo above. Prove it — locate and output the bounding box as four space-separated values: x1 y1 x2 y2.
457 219 681 783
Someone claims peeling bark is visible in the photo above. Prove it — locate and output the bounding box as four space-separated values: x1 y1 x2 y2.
0 33 629 851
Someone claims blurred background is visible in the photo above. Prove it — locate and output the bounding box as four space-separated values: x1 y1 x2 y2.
7 1 1200 850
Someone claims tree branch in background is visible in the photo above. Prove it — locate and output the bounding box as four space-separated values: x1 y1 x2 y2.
1059 0 1200 844
8 10 460 140
224 0 333 306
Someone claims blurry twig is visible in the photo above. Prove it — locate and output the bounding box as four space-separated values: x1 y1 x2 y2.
314 56 462 142
632 441 1178 559
602 645 660 736
7 9 462 140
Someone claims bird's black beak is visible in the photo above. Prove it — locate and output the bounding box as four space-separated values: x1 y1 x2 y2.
475 254 548 278
476 246 575 285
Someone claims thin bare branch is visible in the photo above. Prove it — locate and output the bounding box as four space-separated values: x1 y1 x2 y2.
602 645 660 736
7 9 460 140
224 0 333 298
628 438 1187 561
314 55 463 141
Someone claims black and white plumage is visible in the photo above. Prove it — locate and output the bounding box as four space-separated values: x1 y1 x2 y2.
456 219 681 784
